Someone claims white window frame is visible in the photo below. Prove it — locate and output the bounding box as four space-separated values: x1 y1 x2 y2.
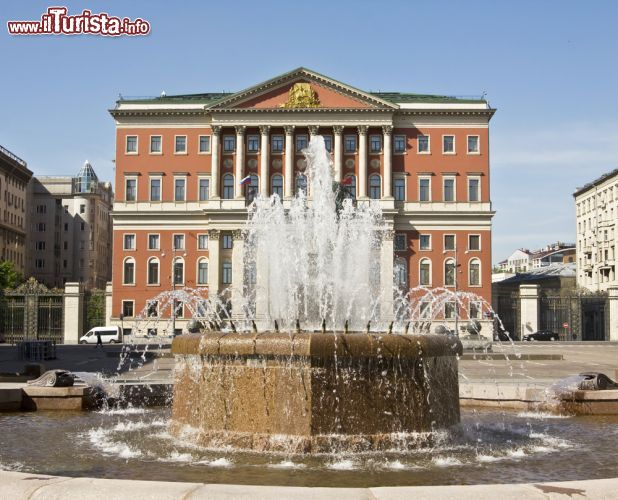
149 175 162 202
124 176 137 202
172 257 185 286
369 174 382 200
222 135 236 153
467 135 480 154
271 174 284 198
246 134 259 154
196 257 209 285
418 176 432 202
174 176 187 202
121 300 135 318
222 261 232 284
122 257 136 286
443 176 456 202
419 258 432 286
344 135 357 154
468 233 481 251
369 134 382 154
393 174 406 202
443 234 456 251
271 135 284 154
442 135 456 154
417 134 430 154
173 233 185 251
469 258 482 287
174 135 188 155
198 135 211 154
419 234 431 251
147 257 160 286
467 176 481 202
444 257 456 287
197 233 209 250
125 135 138 155
147 233 160 251
394 135 407 154
222 174 235 199
198 175 211 201
149 135 162 154
123 233 136 251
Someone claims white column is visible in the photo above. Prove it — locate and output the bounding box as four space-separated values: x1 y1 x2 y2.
358 125 368 199
210 126 221 199
519 284 539 338
380 230 395 322
284 126 294 198
333 126 343 183
231 230 245 321
608 287 618 341
208 230 220 298
383 125 393 198
63 282 83 344
259 125 270 198
234 126 245 199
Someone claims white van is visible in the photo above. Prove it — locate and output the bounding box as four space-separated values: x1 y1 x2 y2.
79 326 121 344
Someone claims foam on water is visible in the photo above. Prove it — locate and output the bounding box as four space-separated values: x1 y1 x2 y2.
432 456 464 467
87 428 143 459
517 411 570 420
327 459 357 470
268 460 306 469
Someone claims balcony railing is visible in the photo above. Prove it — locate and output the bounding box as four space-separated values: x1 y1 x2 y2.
0 145 27 167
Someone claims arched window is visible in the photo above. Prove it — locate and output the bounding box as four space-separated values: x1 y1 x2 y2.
245 174 259 205
369 174 381 200
469 258 481 286
394 258 408 289
343 174 356 200
147 257 159 285
173 257 184 285
444 258 456 287
222 174 234 199
123 257 135 285
222 261 232 284
271 174 283 198
197 258 208 285
419 258 431 286
296 174 308 196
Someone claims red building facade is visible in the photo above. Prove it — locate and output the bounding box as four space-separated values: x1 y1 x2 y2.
110 68 495 334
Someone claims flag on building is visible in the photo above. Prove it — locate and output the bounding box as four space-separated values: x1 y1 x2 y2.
239 175 251 186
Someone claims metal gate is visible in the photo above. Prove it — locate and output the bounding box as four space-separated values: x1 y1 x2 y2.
494 291 520 339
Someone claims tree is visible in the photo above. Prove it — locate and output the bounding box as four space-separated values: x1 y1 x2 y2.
0 261 23 291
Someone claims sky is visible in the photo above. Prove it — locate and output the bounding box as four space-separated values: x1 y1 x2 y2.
1 0 618 263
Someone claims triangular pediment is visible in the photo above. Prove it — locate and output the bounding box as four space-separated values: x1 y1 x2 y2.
207 68 398 110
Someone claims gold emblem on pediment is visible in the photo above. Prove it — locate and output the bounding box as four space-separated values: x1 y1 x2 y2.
280 83 320 108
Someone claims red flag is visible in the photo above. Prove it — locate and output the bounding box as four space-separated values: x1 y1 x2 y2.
341 177 353 185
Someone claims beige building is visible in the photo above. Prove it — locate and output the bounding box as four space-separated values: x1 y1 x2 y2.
0 145 32 275
574 169 618 291
27 161 113 289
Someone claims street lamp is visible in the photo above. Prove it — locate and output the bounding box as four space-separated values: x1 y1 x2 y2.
443 243 468 336
163 247 186 337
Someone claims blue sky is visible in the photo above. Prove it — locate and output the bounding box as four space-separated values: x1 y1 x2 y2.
2 0 618 263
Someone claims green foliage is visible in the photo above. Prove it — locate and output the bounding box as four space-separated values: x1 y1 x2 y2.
0 260 24 291
85 289 106 331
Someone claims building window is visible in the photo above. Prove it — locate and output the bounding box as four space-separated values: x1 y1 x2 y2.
245 175 259 205
443 135 455 154
147 258 159 285
199 178 210 201
174 178 186 201
222 234 233 249
272 174 283 197
199 135 211 153
444 234 455 251
148 234 160 250
467 135 480 154
271 135 284 153
222 174 234 199
247 135 259 153
125 179 137 201
344 135 357 153
297 174 308 196
370 135 382 153
445 259 456 286
394 234 406 251
197 259 208 285
342 175 356 200
173 234 185 250
147 300 158 317
443 177 455 202
222 261 232 284
123 258 135 285
223 136 235 152
468 234 480 251
468 178 480 202
126 135 137 154
175 136 187 154
122 301 134 318
296 134 308 152
79 204 85 214
444 302 455 319
394 258 408 289
419 258 431 286
37 223 46 232
198 234 209 250
323 135 332 152
150 178 161 201
417 135 430 153
470 301 481 318
123 234 135 250
419 177 431 202
150 136 162 153
173 259 184 285
36 241 46 251
469 259 481 286
35 259 45 269
420 234 431 250
394 178 405 201
369 175 381 199
394 135 406 153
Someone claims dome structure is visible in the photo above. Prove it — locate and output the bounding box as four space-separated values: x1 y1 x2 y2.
75 160 98 193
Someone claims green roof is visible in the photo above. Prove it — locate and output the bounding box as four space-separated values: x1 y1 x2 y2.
118 92 232 105
370 92 486 104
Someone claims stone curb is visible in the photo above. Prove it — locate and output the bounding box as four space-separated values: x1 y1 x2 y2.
1 471 617 499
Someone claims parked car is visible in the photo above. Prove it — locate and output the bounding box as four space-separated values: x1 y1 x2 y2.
79 326 121 344
522 330 559 341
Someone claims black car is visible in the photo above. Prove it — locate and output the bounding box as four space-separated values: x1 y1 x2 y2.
522 330 559 341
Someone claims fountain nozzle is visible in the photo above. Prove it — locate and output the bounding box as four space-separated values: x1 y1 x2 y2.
344 320 349 334
296 319 301 333
388 321 394 334
274 320 279 332
321 319 326 333
404 321 410 335
230 321 237 334
252 320 258 334
366 321 371 334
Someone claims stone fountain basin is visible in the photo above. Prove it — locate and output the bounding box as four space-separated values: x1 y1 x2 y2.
171 332 463 453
